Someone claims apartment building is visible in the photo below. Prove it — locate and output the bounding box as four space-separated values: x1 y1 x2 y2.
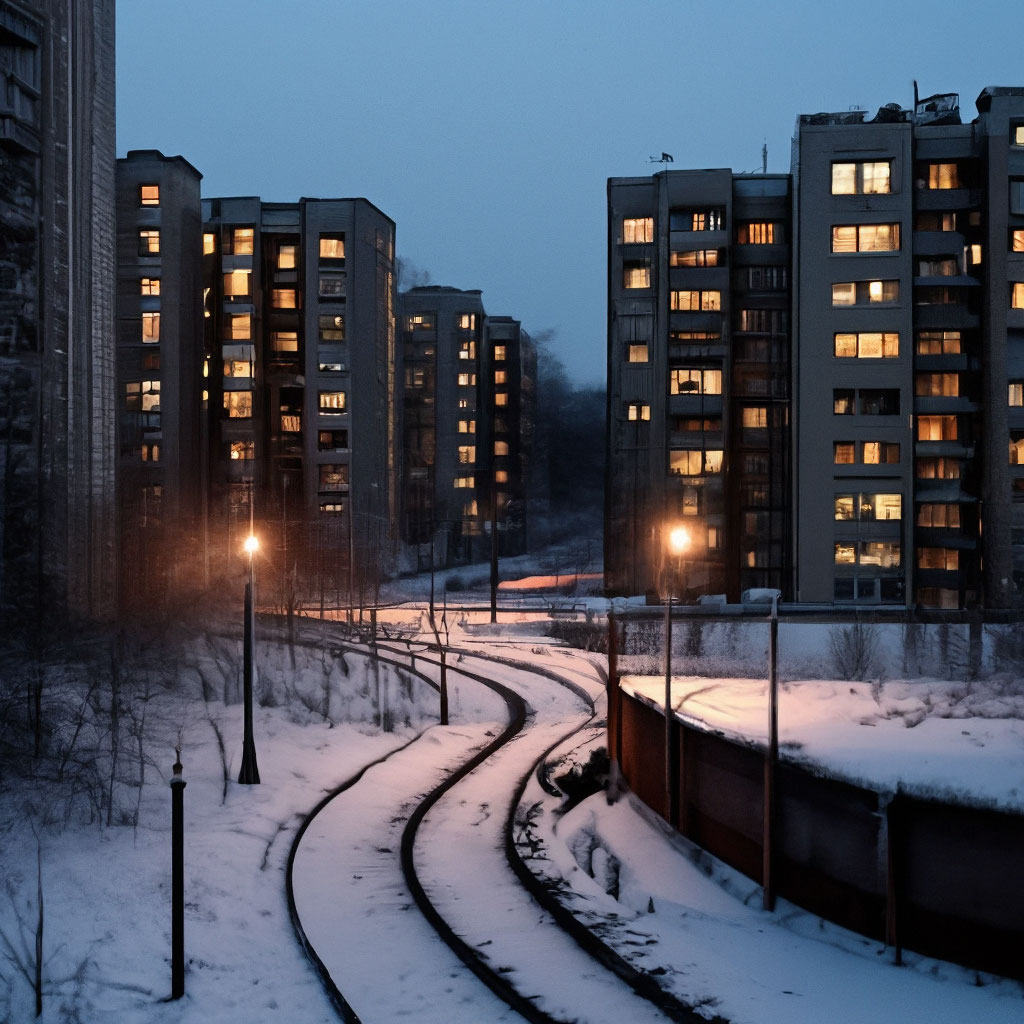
399 287 534 570
201 196 398 589
115 151 204 605
794 87 1024 609
0 0 117 621
605 170 792 600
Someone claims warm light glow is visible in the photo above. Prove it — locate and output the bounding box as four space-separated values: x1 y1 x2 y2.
244 535 259 555
668 526 691 555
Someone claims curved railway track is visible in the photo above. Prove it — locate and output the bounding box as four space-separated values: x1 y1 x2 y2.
285 624 708 1023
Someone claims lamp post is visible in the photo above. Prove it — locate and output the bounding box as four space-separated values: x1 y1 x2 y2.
664 524 690 827
238 534 260 785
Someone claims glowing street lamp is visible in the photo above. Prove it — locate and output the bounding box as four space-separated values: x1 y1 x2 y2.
664 523 690 826
239 533 260 785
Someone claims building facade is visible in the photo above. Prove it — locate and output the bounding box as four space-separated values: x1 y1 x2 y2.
606 170 792 601
607 86 1024 610
0 0 117 622
201 196 398 596
399 287 534 571
115 151 204 606
794 87 1024 609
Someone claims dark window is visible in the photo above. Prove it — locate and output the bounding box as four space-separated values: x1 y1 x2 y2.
859 389 900 415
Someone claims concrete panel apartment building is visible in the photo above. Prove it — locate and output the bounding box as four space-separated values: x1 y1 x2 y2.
607 86 1024 610
399 286 534 571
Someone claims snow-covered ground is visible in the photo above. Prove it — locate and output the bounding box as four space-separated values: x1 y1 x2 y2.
623 674 1024 811
3 595 1023 1024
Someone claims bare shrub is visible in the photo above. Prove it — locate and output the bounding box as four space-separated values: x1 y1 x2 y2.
827 623 879 681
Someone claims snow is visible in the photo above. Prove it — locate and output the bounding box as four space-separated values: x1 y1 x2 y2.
621 675 1024 811
3 602 1023 1024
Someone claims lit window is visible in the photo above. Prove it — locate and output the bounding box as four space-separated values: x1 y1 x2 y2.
319 362 343 373
321 503 345 514
223 392 252 418
671 208 724 231
222 345 254 378
230 228 253 255
223 270 251 298
203 233 216 255
494 393 508 407
833 442 855 464
1012 230 1024 252
141 443 160 462
1015 126 1024 146
459 340 476 360
831 224 901 253
834 496 855 521
139 230 160 255
272 331 298 352
671 249 719 267
278 245 297 269
141 312 160 343
408 314 435 331
623 262 651 289
463 500 478 517
273 288 297 309
917 415 958 441
627 344 649 363
230 441 254 460
140 277 160 296
319 391 347 413
831 161 891 195
1010 383 1023 406
458 313 477 330
493 345 506 361
458 372 477 386
1011 437 1024 465
735 222 778 245
918 548 958 571
318 430 348 451
917 457 960 480
742 407 767 428
1012 282 1024 309
916 330 961 355
458 399 469 409
925 163 959 189
918 504 960 528
495 470 509 483
319 272 346 298
833 389 855 415
492 371 506 386
319 236 345 260
494 440 510 454
125 379 160 412
916 373 959 397
626 403 650 421
860 541 900 567
281 410 302 431
670 290 721 311
458 419 476 434
623 217 654 243
833 280 899 305
670 368 722 395
226 314 251 340
319 465 349 491
139 184 160 206
916 211 958 232
863 442 900 464
833 332 899 358
969 244 983 266
454 475 474 488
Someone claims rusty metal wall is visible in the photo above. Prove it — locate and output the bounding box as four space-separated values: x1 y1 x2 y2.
618 688 1024 980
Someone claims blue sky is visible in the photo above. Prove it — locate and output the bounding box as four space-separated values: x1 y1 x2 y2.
117 0 1023 386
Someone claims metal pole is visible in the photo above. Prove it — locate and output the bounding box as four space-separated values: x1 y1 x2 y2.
607 609 620 801
170 749 186 999
664 593 675 825
763 593 779 910
238 565 260 784
489 482 498 624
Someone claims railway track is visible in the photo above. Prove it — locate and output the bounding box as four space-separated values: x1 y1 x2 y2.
285 623 707 1022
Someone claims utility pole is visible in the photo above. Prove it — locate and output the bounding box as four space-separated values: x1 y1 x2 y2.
170 749 186 999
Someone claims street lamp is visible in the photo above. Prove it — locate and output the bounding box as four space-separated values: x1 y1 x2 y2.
239 533 260 784
664 524 690 826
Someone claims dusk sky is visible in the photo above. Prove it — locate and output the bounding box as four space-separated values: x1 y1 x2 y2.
117 0 1023 386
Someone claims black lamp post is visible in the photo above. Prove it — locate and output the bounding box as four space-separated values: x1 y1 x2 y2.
238 534 260 785
170 748 186 999
664 524 690 827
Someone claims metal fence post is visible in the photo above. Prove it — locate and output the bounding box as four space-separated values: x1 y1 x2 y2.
763 594 779 911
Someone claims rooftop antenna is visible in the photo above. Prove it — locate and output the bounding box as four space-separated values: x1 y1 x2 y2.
762 141 768 175
649 152 674 167
913 79 919 109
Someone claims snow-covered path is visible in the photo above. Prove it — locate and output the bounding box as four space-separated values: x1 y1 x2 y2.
291 641 676 1023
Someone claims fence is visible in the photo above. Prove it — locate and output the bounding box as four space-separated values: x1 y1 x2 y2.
615 683 1024 979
